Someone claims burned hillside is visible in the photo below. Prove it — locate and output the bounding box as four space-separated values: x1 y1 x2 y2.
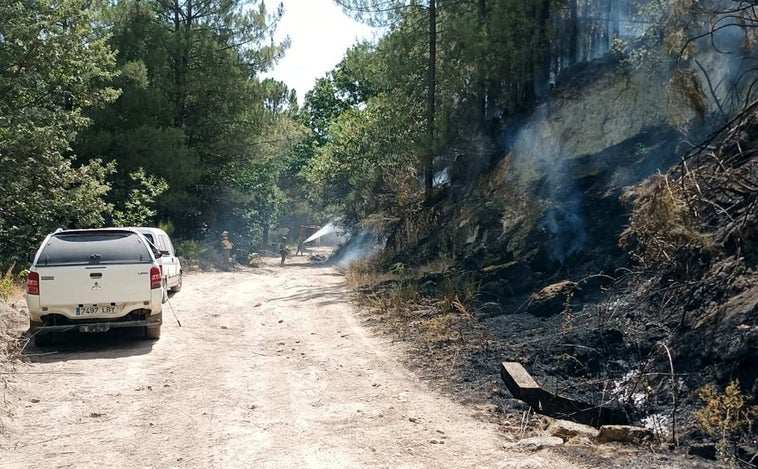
351 108 757 466
349 42 758 465
611 101 758 444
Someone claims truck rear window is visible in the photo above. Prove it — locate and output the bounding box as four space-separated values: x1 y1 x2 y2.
36 232 153 266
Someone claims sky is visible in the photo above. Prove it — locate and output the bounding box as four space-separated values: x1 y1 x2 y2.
263 0 376 103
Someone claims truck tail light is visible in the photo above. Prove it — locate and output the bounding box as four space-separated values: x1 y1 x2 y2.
27 271 40 295
150 266 162 289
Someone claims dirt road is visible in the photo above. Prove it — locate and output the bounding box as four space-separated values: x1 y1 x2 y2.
1 251 582 468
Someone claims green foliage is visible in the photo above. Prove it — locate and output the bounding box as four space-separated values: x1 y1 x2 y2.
0 154 118 273
305 0 577 228
303 76 354 145
696 380 758 463
0 0 120 269
159 220 176 236
112 168 169 227
173 239 209 268
4 0 730 275
174 239 206 258
304 91 421 225
334 0 407 26
74 0 299 241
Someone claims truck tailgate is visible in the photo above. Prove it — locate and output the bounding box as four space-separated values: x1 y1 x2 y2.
37 264 153 306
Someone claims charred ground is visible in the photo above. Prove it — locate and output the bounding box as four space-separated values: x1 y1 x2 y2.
349 90 758 466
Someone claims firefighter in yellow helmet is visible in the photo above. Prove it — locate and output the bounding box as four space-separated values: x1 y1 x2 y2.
278 236 288 265
221 231 234 270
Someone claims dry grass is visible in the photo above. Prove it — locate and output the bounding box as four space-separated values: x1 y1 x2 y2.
347 257 482 349
438 276 478 316
345 259 398 290
0 264 17 301
0 294 28 435
419 313 458 344
620 173 715 270
0 270 29 434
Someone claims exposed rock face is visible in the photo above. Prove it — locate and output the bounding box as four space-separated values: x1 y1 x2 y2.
510 60 672 186
385 54 700 287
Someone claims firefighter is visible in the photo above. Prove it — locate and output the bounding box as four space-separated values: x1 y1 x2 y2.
221 231 234 270
278 237 288 265
296 237 305 256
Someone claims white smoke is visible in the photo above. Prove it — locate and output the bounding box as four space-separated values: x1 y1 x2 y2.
506 107 588 262
329 229 385 270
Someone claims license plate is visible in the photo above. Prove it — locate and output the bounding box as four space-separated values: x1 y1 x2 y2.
75 305 117 316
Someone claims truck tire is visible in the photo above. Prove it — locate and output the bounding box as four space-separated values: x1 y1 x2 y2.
171 272 183 293
161 279 169 303
33 331 61 347
34 333 52 347
145 325 161 340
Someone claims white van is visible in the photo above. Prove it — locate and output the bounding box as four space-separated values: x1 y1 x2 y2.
131 227 183 294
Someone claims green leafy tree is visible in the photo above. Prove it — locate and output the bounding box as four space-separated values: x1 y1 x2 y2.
0 0 119 269
337 0 437 193
75 0 293 241
305 91 419 226
297 29 425 229
303 76 354 146
112 169 170 227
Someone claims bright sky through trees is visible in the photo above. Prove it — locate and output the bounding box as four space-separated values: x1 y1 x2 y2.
264 0 374 102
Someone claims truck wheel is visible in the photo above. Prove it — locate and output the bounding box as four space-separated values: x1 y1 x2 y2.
161 279 169 303
33 332 61 347
172 273 183 293
145 325 161 340
34 333 52 347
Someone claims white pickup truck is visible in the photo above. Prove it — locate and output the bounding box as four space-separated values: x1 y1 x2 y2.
131 226 183 294
26 228 164 346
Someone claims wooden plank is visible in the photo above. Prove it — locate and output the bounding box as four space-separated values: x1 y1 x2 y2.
500 361 540 400
500 361 629 428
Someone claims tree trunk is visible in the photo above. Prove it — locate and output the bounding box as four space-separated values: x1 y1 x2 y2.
532 0 551 102
569 0 578 65
477 0 487 126
424 0 436 195
173 0 185 128
610 0 620 47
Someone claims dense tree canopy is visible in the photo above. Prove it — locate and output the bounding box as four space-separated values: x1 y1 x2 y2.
298 0 757 233
0 0 119 268
0 0 308 270
74 0 294 241
3 0 752 270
